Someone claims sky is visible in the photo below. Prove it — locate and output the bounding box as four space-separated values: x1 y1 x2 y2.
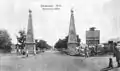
0 0 120 46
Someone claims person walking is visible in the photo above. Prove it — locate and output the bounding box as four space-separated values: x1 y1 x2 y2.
108 58 113 68
84 47 89 58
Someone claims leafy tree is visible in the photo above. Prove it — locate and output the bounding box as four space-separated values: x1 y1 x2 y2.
36 39 51 50
0 30 12 52
54 39 67 50
54 35 81 50
16 30 26 50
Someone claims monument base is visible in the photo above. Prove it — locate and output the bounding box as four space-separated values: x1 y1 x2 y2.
25 42 36 54
67 43 78 55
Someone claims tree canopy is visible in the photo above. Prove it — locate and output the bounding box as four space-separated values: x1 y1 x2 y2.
16 29 52 52
16 30 26 50
0 30 12 52
36 39 51 50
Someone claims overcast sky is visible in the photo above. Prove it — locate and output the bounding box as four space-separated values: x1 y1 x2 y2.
0 0 120 45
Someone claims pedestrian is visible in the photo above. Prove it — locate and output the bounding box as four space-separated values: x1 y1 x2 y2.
87 47 89 57
86 51 89 57
84 47 87 58
18 49 21 55
26 50 28 57
113 45 120 67
85 47 89 58
23 50 26 55
108 58 113 68
34 50 36 55
16 48 19 55
116 57 120 67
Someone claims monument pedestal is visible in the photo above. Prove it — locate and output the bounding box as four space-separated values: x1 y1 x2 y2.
67 43 78 55
25 10 36 55
25 42 36 54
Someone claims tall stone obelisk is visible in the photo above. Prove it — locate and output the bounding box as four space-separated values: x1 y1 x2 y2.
67 9 78 55
25 9 35 54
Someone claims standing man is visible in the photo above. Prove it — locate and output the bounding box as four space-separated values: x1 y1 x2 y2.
18 49 21 55
84 47 87 58
26 49 28 57
116 56 120 67
114 48 120 67
86 47 89 57
85 47 89 58
95 45 98 55
113 43 120 67
108 58 113 68
34 48 36 55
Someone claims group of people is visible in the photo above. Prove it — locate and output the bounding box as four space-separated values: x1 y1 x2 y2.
84 46 97 57
83 44 120 68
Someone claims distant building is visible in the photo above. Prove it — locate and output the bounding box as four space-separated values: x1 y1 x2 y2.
86 27 100 46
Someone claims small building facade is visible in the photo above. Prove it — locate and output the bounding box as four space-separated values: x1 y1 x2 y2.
86 27 100 46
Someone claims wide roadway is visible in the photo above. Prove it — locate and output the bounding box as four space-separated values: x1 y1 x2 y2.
0 51 120 71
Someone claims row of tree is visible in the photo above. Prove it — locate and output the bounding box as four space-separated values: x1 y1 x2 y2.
0 30 12 52
0 28 80 53
35 39 51 50
0 29 51 53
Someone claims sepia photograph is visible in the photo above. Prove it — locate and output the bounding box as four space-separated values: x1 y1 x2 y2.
0 0 120 71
